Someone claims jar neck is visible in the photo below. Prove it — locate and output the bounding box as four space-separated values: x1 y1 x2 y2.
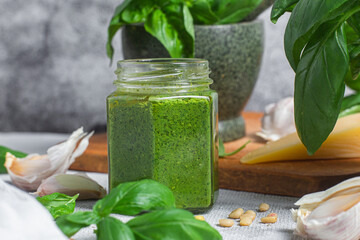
114 58 212 94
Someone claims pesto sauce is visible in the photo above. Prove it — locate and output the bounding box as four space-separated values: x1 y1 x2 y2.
107 92 218 210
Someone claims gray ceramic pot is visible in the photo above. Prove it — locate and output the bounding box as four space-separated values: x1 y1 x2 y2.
122 21 264 142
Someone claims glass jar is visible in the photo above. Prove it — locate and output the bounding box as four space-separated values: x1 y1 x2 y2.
107 58 218 211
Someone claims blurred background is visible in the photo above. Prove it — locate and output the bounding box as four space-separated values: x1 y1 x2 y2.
0 0 294 132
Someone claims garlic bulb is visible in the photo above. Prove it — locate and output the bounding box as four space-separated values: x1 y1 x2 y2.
0 179 67 239
36 174 107 200
5 127 93 191
292 177 360 240
257 97 296 141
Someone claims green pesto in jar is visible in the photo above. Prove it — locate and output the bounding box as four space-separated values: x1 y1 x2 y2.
107 59 218 211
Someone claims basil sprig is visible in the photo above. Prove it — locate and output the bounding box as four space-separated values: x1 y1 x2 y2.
56 179 221 239
271 0 360 154
37 193 79 219
106 0 264 63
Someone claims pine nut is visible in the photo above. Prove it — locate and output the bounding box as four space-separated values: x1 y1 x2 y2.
259 203 270 212
195 215 205 221
239 216 253 226
267 213 278 219
219 219 234 227
228 208 244 219
261 216 277 223
241 210 256 221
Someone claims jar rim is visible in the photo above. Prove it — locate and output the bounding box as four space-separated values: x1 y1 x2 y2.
117 58 208 68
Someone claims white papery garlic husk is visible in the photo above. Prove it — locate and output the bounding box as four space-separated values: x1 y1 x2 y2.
292 177 360 240
4 127 93 191
257 97 296 141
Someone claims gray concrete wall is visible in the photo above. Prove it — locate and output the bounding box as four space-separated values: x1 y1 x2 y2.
0 0 294 132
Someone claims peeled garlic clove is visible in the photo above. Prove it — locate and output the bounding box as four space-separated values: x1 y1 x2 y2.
36 174 107 200
5 127 93 191
256 97 296 141
292 177 360 240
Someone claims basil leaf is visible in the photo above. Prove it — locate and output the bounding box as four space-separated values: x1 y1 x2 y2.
190 0 218 25
294 24 348 155
56 211 100 237
96 217 135 240
66 211 101 225
36 193 78 219
56 215 88 237
284 0 358 70
212 0 263 24
219 139 250 158
93 179 175 217
144 4 194 58
106 0 154 64
339 105 360 118
127 209 222 240
270 0 299 23
341 93 360 112
0 146 27 174
348 12 360 35
106 0 133 64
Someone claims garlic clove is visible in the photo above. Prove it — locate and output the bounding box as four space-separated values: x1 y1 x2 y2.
35 174 107 200
293 177 360 240
256 97 296 141
5 127 93 191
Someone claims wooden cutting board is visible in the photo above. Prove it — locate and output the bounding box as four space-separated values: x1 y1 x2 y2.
70 112 360 197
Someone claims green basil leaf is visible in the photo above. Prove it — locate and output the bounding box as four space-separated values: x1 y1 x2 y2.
219 139 250 158
0 146 27 174
341 93 360 112
93 179 175 217
339 105 360 118
56 211 100 237
212 0 263 24
127 209 222 240
96 217 135 240
270 0 299 23
121 0 154 24
284 0 358 70
66 211 101 225
190 0 218 24
56 215 88 237
106 0 133 64
36 193 78 219
218 138 225 157
348 12 360 35
294 24 348 155
144 4 194 58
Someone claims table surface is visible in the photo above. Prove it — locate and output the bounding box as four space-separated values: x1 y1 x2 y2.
0 132 308 240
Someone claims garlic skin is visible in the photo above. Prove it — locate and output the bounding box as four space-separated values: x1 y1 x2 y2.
5 127 93 191
0 179 67 239
292 177 360 240
36 174 107 200
257 97 296 141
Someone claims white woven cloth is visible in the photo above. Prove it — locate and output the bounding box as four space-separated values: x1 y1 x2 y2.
0 133 306 240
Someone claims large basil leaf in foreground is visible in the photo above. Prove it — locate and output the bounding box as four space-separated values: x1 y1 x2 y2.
294 25 348 155
127 209 222 240
93 179 175 217
284 0 357 70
